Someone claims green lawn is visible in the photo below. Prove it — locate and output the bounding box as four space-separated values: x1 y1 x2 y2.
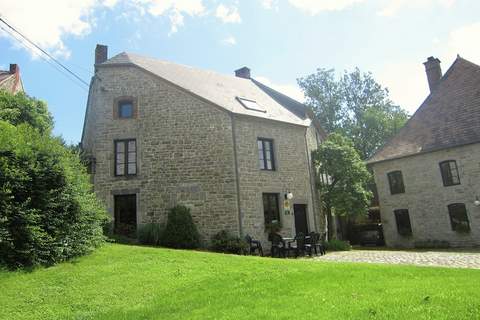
1 244 479 320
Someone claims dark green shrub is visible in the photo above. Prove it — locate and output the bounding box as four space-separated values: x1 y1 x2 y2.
211 230 248 254
0 122 107 269
138 223 163 246
161 205 200 249
324 239 352 251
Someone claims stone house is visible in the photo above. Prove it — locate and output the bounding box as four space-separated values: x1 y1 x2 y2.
0 64 23 94
81 45 326 245
368 56 480 248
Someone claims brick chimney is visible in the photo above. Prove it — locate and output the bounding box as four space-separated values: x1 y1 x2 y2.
95 44 108 72
9 64 19 75
423 56 442 92
235 67 251 79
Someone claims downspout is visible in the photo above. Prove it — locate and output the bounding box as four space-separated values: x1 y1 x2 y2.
230 114 243 236
304 128 319 232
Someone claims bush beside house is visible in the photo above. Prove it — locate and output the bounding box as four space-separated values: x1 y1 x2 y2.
0 91 107 269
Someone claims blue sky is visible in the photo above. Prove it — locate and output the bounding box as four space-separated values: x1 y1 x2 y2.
1 0 480 143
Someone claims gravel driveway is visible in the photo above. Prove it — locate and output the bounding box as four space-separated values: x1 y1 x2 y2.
315 249 480 269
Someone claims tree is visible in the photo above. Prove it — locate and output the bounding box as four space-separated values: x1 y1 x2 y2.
0 90 53 134
313 134 372 239
298 68 409 160
0 91 107 269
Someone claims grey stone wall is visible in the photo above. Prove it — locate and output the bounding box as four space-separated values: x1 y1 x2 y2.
234 115 323 246
372 143 480 247
82 65 239 243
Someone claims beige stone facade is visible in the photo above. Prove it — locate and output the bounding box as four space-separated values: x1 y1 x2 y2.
82 54 324 246
372 143 480 248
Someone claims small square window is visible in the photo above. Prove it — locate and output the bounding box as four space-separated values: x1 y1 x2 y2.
118 101 133 118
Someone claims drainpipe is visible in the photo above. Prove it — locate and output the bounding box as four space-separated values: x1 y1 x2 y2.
230 114 243 236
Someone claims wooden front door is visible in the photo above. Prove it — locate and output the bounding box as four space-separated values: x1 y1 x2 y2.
114 194 137 237
294 204 308 235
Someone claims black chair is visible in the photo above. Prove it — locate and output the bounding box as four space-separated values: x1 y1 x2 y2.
317 232 326 255
287 233 313 258
309 232 326 256
270 233 286 258
245 234 263 256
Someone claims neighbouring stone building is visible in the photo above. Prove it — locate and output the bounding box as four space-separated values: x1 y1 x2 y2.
81 45 326 245
368 56 480 248
0 64 23 94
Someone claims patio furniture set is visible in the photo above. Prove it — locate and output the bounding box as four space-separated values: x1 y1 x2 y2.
244 232 327 258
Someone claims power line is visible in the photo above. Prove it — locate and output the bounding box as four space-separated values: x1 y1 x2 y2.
0 16 90 88
0 24 88 92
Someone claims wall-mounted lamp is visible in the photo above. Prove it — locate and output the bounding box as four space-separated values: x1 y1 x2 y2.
285 191 294 200
474 196 480 207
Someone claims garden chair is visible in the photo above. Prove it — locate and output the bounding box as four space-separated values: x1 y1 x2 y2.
270 233 286 258
245 234 263 256
287 233 313 258
309 232 326 256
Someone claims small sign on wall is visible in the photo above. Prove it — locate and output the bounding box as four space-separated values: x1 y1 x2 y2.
283 199 291 215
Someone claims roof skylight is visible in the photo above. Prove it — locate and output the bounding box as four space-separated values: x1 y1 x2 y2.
236 97 266 113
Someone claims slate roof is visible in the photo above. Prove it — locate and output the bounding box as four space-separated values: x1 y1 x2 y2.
368 57 480 164
98 52 311 126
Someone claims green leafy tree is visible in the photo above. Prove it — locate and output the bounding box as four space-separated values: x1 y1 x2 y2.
313 134 372 239
0 90 53 133
298 68 409 159
0 91 107 269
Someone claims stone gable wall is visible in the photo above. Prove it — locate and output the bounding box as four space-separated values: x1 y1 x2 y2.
82 65 239 244
372 143 480 247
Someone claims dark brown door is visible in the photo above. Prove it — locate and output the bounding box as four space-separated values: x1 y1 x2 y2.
114 194 137 237
294 204 308 235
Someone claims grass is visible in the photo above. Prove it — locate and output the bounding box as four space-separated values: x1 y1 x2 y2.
1 244 479 320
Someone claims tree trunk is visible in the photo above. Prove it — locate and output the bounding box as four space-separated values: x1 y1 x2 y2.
326 206 335 241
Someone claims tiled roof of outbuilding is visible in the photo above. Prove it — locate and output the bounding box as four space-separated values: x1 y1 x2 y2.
98 52 312 126
368 57 480 164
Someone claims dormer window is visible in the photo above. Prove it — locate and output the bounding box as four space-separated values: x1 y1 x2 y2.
236 97 266 113
118 101 133 118
114 96 137 119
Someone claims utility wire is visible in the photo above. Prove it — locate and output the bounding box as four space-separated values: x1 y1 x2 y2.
0 16 90 87
0 24 88 92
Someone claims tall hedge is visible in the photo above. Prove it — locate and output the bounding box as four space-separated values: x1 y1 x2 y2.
0 91 107 269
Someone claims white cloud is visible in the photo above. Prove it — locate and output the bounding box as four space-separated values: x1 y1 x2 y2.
444 22 480 65
255 76 305 102
222 35 237 46
0 0 116 59
287 0 365 15
215 4 241 23
376 61 429 114
139 0 205 34
378 0 455 17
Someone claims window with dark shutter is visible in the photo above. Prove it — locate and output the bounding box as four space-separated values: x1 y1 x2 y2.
439 160 460 186
258 138 275 171
263 193 280 225
394 209 412 236
387 171 405 194
447 203 470 233
114 139 137 176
